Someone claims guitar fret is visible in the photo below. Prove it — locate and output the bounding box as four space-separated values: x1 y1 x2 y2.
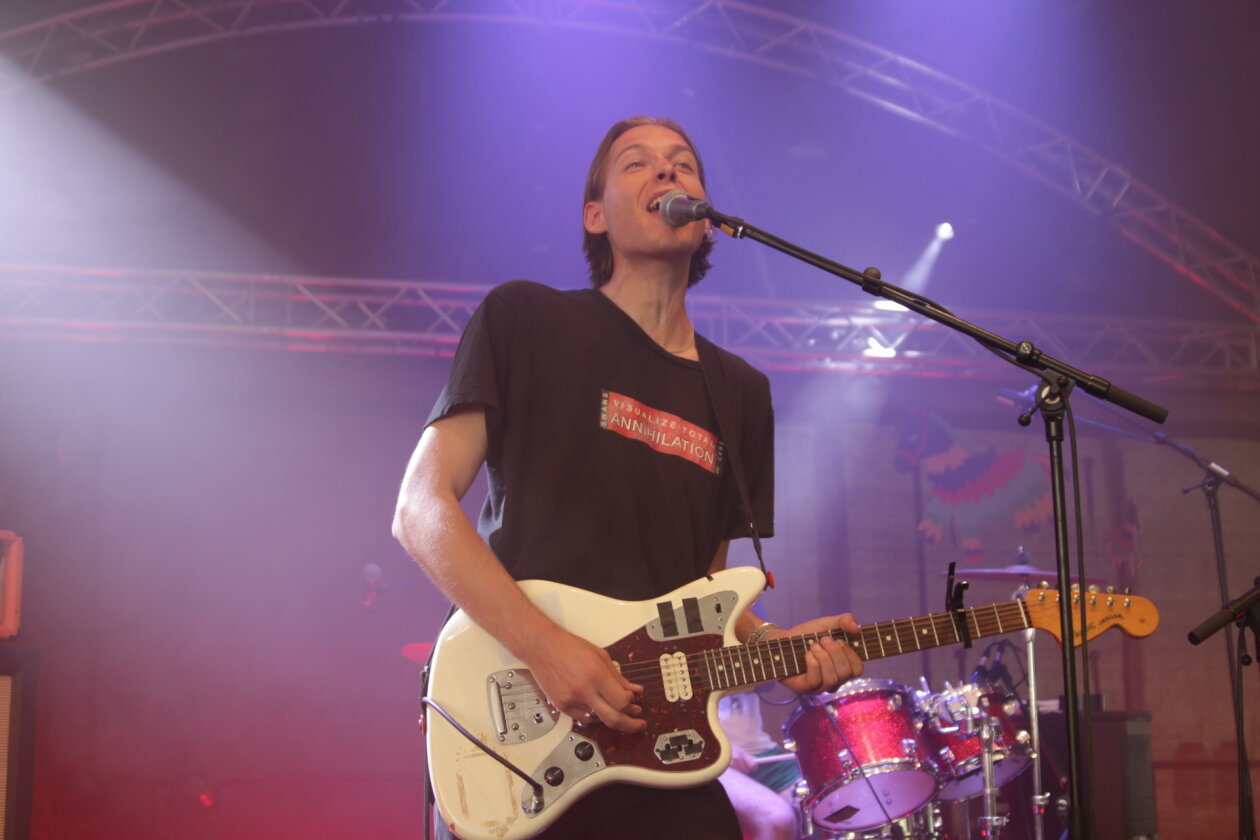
707 595 1047 673
942 612 959 645
771 636 789 679
714 646 729 690
765 637 782 680
907 616 923 651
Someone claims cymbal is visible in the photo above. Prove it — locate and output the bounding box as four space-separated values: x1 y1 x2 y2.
939 564 1108 586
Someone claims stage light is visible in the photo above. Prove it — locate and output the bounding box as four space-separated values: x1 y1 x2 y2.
863 337 896 358
935 222 955 241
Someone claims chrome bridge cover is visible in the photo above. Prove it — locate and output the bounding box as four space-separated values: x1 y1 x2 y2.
488 669 559 743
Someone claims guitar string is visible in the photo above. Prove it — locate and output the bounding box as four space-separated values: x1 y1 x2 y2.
610 601 1030 682
504 604 1023 710
605 602 1032 699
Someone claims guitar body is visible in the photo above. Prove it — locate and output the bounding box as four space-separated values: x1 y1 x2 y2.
425 566 766 840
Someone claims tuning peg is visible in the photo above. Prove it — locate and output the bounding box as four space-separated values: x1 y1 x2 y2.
1087 585 1100 594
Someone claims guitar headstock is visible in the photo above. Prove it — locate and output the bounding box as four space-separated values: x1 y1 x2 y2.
1025 589 1159 646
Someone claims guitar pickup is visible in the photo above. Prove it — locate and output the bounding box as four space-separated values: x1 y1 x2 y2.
487 669 560 743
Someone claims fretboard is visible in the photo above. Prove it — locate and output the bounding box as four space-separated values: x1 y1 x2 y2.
698 599 1031 691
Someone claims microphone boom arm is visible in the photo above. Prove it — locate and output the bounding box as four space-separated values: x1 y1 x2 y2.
703 205 1168 424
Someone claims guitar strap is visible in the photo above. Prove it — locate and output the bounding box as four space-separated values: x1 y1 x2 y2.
696 335 771 588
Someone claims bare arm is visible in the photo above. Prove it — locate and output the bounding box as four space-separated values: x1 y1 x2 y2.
392 407 644 732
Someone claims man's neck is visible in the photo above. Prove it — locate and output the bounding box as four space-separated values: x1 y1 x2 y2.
599 265 693 350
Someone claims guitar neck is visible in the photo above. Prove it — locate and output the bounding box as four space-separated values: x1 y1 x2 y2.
704 599 1030 692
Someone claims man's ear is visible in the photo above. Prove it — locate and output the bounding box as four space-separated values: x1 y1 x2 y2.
583 200 607 235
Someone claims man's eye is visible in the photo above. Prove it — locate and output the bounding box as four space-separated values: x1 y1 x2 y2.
625 161 644 170
676 161 695 171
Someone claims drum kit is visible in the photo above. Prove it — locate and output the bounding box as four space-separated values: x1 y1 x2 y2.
784 673 1031 839
782 562 1092 840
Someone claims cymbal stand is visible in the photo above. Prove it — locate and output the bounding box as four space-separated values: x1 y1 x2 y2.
977 715 1008 838
1023 622 1048 840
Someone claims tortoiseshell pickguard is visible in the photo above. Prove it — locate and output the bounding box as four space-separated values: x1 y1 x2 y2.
581 624 727 772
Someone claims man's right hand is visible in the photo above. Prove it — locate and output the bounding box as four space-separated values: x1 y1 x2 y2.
524 625 646 734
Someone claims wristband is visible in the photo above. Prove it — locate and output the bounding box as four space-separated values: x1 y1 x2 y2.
745 621 780 645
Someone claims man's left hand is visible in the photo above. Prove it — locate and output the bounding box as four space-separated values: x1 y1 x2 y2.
773 614 864 694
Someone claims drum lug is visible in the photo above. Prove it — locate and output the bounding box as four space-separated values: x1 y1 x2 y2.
902 738 920 760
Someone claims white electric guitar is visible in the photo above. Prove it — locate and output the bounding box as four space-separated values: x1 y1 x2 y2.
424 566 1157 840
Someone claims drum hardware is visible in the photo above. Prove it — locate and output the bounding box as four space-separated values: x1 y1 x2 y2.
976 716 1008 838
795 777 816 838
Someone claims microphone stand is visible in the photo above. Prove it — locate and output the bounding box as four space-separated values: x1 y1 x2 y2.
700 205 1169 840
1190 578 1260 840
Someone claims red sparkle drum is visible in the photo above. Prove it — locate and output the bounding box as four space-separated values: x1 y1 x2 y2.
785 679 938 833
920 682 1031 802
823 801 942 839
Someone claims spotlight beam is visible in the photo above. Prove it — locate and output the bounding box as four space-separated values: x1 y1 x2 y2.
0 0 1255 322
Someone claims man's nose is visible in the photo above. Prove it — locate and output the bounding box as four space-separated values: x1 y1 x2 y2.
653 158 677 180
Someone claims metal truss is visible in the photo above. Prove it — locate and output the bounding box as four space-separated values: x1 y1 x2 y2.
3 266 1256 391
1 0 1257 324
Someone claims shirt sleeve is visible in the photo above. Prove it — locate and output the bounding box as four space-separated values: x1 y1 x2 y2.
425 283 521 433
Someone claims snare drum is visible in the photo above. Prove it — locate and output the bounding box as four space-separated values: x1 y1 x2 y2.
920 681 1031 802
785 679 938 832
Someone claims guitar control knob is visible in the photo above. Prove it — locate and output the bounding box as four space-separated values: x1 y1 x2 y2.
574 741 595 762
544 767 565 787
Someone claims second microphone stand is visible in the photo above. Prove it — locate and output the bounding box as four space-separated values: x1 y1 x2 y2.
696 202 1169 840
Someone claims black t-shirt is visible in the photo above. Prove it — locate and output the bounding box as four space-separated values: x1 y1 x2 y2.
427 280 773 601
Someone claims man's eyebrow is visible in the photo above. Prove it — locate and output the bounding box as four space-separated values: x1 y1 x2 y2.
614 142 696 161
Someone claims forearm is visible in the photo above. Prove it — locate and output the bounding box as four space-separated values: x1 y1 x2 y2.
393 491 562 662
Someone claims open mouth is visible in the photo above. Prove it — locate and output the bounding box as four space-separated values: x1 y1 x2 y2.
648 197 663 212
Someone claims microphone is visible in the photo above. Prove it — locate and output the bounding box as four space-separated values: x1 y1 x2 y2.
987 645 1010 686
1189 578 1260 645
658 190 714 227
968 650 991 684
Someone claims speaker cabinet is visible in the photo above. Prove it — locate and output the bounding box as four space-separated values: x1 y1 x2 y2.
1040 711 1157 839
0 650 36 840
